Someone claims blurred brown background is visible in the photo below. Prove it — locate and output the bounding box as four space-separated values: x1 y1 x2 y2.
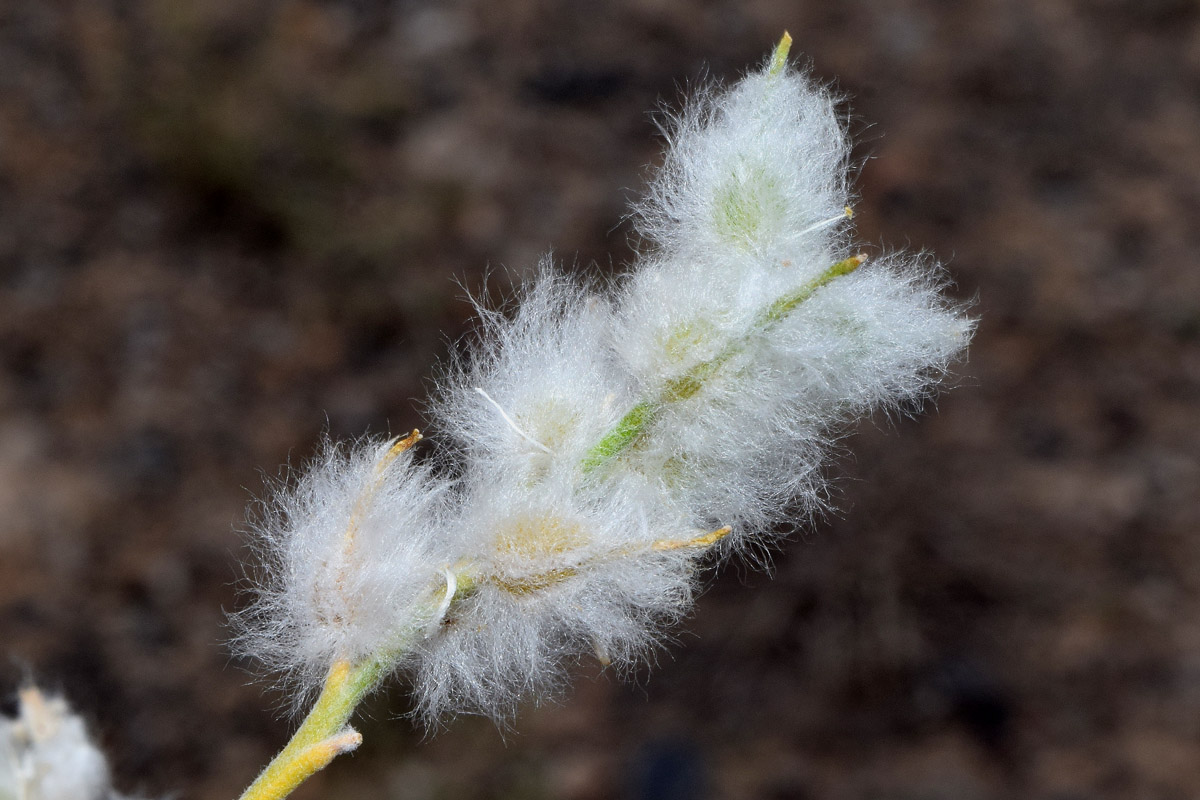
1 1 1198 798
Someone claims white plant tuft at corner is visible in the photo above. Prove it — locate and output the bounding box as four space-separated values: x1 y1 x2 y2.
0 687 130 800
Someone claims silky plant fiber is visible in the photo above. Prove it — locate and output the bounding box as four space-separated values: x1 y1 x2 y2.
0 688 132 800
218 35 972 800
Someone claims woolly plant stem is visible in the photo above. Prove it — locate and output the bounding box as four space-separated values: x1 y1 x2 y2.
219 30 971 799
237 657 385 800
237 162 862 800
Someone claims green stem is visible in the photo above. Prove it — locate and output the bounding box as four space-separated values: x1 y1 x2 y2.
756 253 865 326
581 254 865 472
236 656 387 800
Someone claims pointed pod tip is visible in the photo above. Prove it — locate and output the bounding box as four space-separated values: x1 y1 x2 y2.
837 252 869 276
397 429 423 450
651 525 734 552
769 33 793 76
376 429 423 470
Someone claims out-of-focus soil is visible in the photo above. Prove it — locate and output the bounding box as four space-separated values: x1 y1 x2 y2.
2 2 1198 799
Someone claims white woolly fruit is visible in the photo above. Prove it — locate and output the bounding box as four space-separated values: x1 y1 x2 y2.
633 49 852 272
0 687 128 800
431 264 633 484
766 256 973 417
233 435 456 693
411 479 704 722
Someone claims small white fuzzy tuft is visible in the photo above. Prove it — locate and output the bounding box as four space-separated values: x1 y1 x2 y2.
232 435 456 694
0 687 132 800
234 44 973 725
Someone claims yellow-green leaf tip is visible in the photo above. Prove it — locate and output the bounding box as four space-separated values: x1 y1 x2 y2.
770 32 793 75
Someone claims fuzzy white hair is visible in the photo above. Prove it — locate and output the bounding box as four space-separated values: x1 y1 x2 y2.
232 437 455 694
0 687 131 800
